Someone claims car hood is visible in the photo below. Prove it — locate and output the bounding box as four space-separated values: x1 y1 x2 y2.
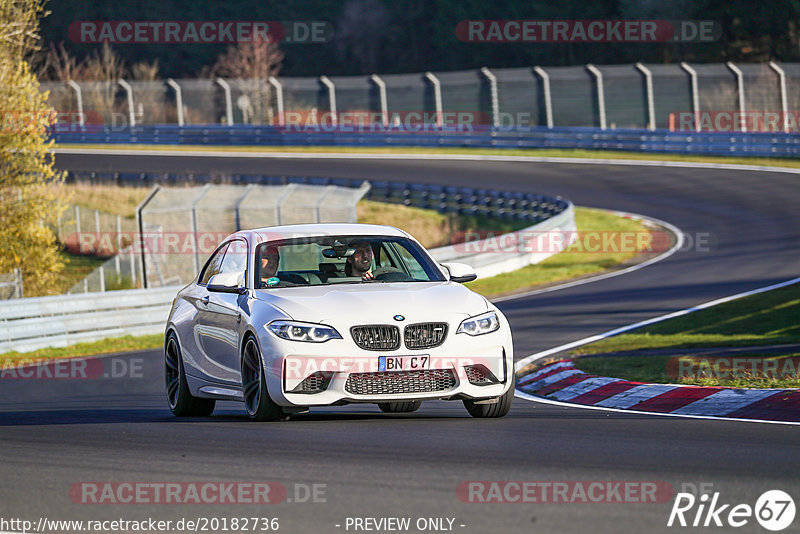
253 281 489 325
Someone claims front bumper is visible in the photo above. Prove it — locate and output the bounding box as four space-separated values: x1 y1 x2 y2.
260 336 513 407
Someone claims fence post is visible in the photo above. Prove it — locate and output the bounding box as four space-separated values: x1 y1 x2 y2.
216 78 234 125
129 243 136 288
276 184 296 225
94 209 101 255
115 214 122 276
585 64 607 130
370 74 389 126
14 268 22 298
268 76 284 126
424 72 443 128
166 78 184 126
118 79 136 127
319 76 337 126
135 185 161 289
768 61 789 133
726 62 747 132
480 67 500 128
190 185 213 276
680 62 700 132
635 62 656 131
533 66 553 128
99 266 106 292
67 80 85 128
75 205 81 237
234 184 255 231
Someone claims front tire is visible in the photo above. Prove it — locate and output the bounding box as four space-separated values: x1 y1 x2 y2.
165 333 215 417
463 385 514 418
378 401 422 413
241 336 283 421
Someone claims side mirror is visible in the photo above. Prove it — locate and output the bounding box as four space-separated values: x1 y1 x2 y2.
441 262 477 283
207 271 246 294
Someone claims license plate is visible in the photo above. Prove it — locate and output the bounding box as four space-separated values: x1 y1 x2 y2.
378 355 430 372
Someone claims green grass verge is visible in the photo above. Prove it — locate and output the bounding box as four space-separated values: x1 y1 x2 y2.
574 282 800 388
56 144 800 171
466 207 654 298
1 334 165 365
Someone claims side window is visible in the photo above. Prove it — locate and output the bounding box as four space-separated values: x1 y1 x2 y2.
378 244 396 268
199 243 229 285
220 239 247 274
392 242 428 279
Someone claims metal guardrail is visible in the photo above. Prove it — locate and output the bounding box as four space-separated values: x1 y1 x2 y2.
0 287 177 353
53 125 800 158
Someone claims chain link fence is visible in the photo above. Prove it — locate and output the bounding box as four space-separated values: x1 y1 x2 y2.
41 62 800 132
135 182 368 290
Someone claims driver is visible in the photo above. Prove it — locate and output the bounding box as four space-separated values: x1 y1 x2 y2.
259 245 280 286
345 240 375 280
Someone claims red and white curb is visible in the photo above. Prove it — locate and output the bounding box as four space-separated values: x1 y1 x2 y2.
517 360 800 423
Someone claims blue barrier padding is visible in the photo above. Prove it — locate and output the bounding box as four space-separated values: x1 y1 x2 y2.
52 124 800 158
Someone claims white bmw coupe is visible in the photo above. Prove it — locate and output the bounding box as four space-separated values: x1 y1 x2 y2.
165 224 514 420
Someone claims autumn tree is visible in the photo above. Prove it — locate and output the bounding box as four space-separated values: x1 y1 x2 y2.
0 0 64 295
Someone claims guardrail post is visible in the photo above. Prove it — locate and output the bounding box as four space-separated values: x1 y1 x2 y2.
424 72 443 128
216 78 234 125
726 62 747 132
585 64 607 130
480 67 500 128
67 80 85 128
118 79 136 127
769 61 789 133
635 62 656 131
166 78 184 126
319 76 337 126
680 62 700 132
533 66 553 128
370 74 389 126
268 76 284 126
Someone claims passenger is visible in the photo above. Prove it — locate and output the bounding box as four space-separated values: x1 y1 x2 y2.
345 240 375 280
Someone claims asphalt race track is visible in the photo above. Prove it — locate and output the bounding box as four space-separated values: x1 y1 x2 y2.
2 152 799 533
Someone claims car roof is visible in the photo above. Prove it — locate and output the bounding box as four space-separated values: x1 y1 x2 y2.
229 223 411 245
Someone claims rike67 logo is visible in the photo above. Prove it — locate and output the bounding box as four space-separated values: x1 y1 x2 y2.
668 489 795 531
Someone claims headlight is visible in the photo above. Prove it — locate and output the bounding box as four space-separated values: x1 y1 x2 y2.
456 311 500 336
268 321 342 343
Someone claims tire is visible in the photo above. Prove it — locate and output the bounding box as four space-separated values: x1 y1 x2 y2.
241 336 283 421
165 333 215 417
463 385 514 418
378 401 422 413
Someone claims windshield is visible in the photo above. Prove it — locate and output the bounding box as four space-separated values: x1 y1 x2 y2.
255 235 446 288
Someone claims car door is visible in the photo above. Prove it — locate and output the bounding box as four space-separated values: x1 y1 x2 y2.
199 239 248 385
191 243 230 379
